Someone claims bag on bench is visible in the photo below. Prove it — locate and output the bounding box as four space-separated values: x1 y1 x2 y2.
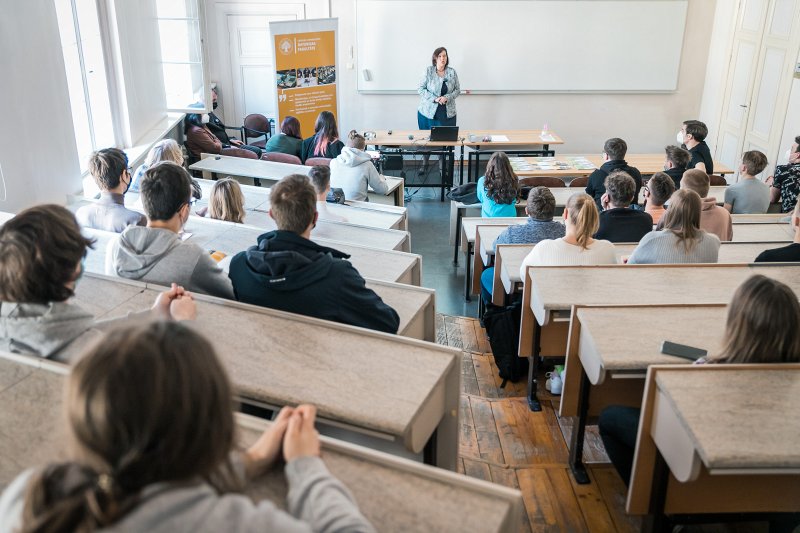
482 302 528 387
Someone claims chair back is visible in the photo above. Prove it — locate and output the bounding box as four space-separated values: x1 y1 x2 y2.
305 157 332 167
263 152 302 165
709 174 727 186
221 147 258 160
569 176 589 188
518 176 566 188
243 114 274 146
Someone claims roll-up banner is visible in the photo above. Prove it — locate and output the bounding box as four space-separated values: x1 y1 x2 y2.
270 18 339 141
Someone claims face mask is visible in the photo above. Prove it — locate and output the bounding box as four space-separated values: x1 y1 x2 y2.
201 114 210 124
676 131 685 145
212 101 218 110
786 150 792 161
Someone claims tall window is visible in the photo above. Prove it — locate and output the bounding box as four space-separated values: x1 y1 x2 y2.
54 0 115 172
156 0 208 111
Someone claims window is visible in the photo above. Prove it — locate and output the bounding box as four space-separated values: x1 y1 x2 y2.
156 0 209 111
54 0 116 172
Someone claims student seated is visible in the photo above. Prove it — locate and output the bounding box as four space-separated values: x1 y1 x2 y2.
0 321 374 532
75 148 145 233
663 145 691 188
599 274 800 486
519 193 616 276
206 87 263 159
755 197 800 262
0 205 194 361
766 135 800 213
108 162 235 299
641 171 675 224
228 174 400 333
480 186 565 302
476 152 518 218
130 139 197 196
627 189 720 264
329 131 388 202
594 171 653 243
300 111 344 163
184 114 258 163
207 177 245 223
681 168 733 241
265 115 303 158
678 119 714 174
584 137 642 207
724 150 770 214
309 165 348 223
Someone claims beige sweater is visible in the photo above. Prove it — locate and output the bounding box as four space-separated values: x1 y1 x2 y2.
699 197 733 241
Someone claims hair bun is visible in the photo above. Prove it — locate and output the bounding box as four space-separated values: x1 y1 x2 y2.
348 130 360 140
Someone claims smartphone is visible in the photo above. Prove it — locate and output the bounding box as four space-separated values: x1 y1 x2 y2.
660 340 708 361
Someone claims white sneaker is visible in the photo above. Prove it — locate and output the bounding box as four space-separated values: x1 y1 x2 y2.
550 374 563 395
544 372 553 392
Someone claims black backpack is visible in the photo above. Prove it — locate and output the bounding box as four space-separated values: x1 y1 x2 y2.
446 182 478 204
482 302 529 387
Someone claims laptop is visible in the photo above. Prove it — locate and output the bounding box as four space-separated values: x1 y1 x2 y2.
430 126 459 142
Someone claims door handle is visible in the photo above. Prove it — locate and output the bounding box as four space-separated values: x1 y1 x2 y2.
739 104 749 108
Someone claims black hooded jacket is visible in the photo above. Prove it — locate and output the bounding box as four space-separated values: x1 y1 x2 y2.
584 160 643 207
228 230 400 334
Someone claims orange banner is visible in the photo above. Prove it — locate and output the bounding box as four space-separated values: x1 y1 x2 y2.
274 29 338 140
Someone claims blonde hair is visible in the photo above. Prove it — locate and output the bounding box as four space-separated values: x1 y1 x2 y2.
565 193 599 249
208 178 245 223
659 189 702 252
144 139 184 168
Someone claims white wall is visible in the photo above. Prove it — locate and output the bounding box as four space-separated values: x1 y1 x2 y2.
331 0 717 153
777 49 800 165
0 2 81 213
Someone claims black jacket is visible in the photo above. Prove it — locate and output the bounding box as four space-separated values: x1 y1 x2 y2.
228 230 400 334
663 166 687 189
594 208 653 243
207 112 234 145
688 141 714 175
584 160 643 207
301 135 345 163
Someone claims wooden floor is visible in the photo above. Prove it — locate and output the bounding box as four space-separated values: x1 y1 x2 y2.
436 314 776 533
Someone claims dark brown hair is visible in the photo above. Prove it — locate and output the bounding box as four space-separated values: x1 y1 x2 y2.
21 321 240 532
681 169 710 198
603 138 627 161
683 120 708 142
347 129 366 150
712 275 800 364
280 116 301 139
270 174 316 233
526 186 556 220
660 189 702 252
0 205 95 304
88 148 128 191
312 111 339 157
431 47 449 67
741 150 768 176
308 165 331 195
483 152 519 204
140 162 192 221
646 172 675 206
565 193 599 249
603 171 636 206
665 145 691 168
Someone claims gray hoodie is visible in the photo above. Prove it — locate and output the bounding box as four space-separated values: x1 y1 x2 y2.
329 147 389 202
109 226 234 299
0 457 374 533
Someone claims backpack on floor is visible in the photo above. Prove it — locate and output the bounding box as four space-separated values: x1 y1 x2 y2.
482 302 528 387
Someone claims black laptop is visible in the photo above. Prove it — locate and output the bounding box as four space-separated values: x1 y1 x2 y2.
430 126 459 142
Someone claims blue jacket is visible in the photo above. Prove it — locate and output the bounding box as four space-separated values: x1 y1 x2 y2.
228 231 399 334
417 66 460 119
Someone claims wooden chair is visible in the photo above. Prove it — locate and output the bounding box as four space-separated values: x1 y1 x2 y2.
262 152 302 165
305 157 332 167
709 174 727 186
518 176 566 188
569 176 589 188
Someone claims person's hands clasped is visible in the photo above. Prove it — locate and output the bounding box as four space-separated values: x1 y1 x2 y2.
152 283 197 320
600 192 611 210
244 406 295 479
283 405 321 462
230 139 244 146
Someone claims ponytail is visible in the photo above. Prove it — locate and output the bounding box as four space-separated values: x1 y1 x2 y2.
347 129 366 150
566 193 599 250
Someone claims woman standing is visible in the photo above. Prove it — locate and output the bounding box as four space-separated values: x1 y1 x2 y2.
417 47 460 129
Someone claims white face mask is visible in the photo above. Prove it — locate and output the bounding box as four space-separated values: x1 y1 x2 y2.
676 130 685 145
201 114 210 124
786 149 794 162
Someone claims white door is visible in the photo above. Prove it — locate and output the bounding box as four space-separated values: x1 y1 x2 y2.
716 0 800 180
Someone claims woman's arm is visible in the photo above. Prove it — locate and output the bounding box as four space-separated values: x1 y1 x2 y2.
366 164 389 195
417 68 436 101
445 69 461 101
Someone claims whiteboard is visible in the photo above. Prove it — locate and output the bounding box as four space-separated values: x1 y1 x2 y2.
356 0 688 93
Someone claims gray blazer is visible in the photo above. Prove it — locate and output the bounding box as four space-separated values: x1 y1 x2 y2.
417 66 460 119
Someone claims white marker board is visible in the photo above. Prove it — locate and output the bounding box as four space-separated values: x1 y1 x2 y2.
356 0 688 93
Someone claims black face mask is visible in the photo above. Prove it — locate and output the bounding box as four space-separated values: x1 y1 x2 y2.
212 101 218 110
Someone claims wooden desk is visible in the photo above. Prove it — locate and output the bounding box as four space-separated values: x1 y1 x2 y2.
456 217 526 300
0 352 523 531
189 155 405 207
461 130 565 184
560 304 727 484
515 154 733 178
731 213 790 223
730 222 795 242
628 365 800 529
73 274 453 466
519 264 800 411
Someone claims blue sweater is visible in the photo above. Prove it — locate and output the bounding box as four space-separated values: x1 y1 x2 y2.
495 218 565 245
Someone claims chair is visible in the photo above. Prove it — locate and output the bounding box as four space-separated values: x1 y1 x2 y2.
518 176 566 188
569 176 589 188
262 152 302 165
709 174 727 186
305 157 332 167
243 114 274 149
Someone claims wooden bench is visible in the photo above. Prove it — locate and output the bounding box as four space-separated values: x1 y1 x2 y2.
73 274 454 466
0 351 524 531
627 364 800 531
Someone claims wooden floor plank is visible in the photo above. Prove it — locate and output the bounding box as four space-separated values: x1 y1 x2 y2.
590 466 642 533
517 467 588 532
458 317 481 353
463 457 492 482
557 419 611 464
473 353 500 398
462 352 481 396
470 397 506 464
443 315 465 350
487 354 528 398
569 467 619 533
473 319 492 353
435 313 447 345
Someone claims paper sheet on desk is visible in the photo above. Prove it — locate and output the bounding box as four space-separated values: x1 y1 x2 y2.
490 135 509 142
539 134 557 142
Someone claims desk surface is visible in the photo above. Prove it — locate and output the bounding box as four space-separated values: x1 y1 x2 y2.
0 353 521 532
369 129 563 147
729 222 795 242
515 154 733 177
73 275 451 451
655 367 800 471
